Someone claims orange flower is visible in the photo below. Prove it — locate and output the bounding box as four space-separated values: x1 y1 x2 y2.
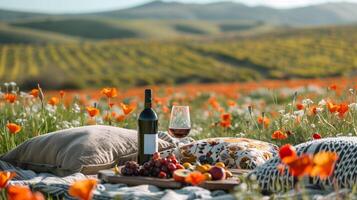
0 171 16 188
227 100 236 107
6 123 21 135
310 106 317 115
29 89 39 98
185 172 206 186
4 93 16 103
221 113 231 121
120 103 136 115
69 179 97 200
282 154 313 177
327 102 339 113
272 130 287 140
296 103 304 110
86 107 100 118
257 116 270 127
59 90 65 98
162 105 170 113
101 88 118 98
7 185 45 200
220 113 231 128
48 97 59 106
208 97 220 110
337 103 348 118
310 152 338 180
116 114 126 122
279 144 297 160
328 84 337 91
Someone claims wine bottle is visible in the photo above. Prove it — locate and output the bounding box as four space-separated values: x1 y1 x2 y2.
138 89 158 165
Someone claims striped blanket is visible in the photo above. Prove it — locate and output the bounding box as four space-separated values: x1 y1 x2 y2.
0 160 234 200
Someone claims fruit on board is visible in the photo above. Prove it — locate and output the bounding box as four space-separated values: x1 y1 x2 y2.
173 169 191 183
209 166 226 180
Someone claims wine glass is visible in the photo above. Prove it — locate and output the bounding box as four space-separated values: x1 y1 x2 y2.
168 106 191 140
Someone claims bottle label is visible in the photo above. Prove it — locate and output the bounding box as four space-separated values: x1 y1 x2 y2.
144 134 158 154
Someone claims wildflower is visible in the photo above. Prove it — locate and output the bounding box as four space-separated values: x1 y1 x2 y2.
312 133 322 140
272 130 287 140
227 100 237 107
154 97 167 105
59 90 65 98
162 105 170 113
0 171 16 188
120 103 136 115
4 93 16 103
310 106 318 115
302 99 313 106
328 84 337 91
310 152 338 180
337 103 348 118
296 103 304 110
279 144 296 160
185 172 206 186
220 113 231 128
282 154 313 177
349 103 357 111
86 107 100 118
257 116 270 127
69 179 97 200
101 88 118 98
7 185 45 200
327 102 339 113
318 99 327 106
116 114 126 122
29 89 39 98
208 97 221 110
48 97 59 106
6 123 21 135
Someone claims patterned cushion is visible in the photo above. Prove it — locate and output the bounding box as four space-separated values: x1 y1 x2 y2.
161 137 278 169
251 137 357 193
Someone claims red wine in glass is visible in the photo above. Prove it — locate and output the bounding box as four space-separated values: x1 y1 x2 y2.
168 128 191 138
168 106 191 140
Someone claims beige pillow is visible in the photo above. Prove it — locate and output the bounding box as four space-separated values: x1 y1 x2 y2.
0 125 174 176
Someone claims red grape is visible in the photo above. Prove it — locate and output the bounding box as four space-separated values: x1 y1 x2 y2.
168 163 177 172
154 160 161 168
175 164 185 170
153 152 161 160
158 171 167 179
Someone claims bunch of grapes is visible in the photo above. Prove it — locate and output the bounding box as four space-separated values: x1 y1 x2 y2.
121 161 140 176
122 152 185 179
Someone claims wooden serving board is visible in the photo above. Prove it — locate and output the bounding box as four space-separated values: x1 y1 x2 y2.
98 168 251 191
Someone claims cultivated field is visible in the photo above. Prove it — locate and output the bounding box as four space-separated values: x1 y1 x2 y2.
0 25 356 89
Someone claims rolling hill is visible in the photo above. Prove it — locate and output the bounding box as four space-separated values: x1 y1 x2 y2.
96 1 357 26
0 25 356 89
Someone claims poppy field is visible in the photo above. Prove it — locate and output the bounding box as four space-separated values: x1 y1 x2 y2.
1 76 357 199
0 76 356 153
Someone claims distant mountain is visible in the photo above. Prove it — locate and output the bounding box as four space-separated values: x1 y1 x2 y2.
95 1 357 26
0 9 48 22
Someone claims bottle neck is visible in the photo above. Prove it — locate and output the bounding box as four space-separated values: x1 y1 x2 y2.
145 102 152 109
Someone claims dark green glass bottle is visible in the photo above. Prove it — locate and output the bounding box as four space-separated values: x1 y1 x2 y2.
137 89 158 165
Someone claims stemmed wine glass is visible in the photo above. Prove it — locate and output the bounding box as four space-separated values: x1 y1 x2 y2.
168 106 191 141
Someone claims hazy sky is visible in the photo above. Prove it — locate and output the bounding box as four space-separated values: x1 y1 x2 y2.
1 0 357 13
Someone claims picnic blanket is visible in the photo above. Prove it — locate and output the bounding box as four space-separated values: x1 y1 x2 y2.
0 160 234 200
